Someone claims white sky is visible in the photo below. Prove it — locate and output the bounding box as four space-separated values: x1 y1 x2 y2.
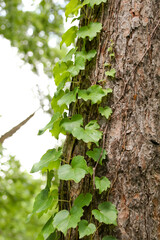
0 37 63 174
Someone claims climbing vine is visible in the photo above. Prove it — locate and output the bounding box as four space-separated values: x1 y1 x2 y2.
31 1 118 239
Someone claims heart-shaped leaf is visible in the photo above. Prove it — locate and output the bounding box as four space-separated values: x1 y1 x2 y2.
78 220 96 238
92 202 117 226
95 176 111 194
60 26 78 47
98 106 112 119
58 156 93 183
86 147 107 165
77 22 102 41
105 69 116 78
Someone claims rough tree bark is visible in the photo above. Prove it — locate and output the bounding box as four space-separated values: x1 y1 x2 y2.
60 1 160 239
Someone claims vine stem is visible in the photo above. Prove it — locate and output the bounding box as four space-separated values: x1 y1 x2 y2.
93 124 109 189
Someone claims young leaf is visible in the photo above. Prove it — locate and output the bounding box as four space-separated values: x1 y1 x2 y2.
105 69 116 78
78 85 109 104
33 189 58 214
92 202 117 226
38 112 61 135
60 26 78 48
41 216 55 240
78 220 96 238
77 22 102 41
49 117 66 140
63 47 77 63
53 62 69 86
51 90 68 114
74 193 92 208
102 236 117 240
57 88 78 106
53 206 83 235
98 106 112 119
86 147 107 165
95 176 111 194
85 0 107 8
31 148 62 173
60 114 83 133
58 156 93 183
73 120 102 146
65 0 82 18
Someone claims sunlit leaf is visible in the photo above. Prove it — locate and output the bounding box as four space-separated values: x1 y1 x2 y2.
60 26 78 47
78 220 96 238
92 202 117 225
51 90 68 114
41 216 55 240
77 22 102 41
83 0 106 7
98 106 112 119
38 112 61 135
58 156 93 183
58 88 78 106
95 176 111 194
31 148 62 173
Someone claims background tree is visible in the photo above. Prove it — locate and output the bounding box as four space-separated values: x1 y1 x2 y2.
0 154 44 240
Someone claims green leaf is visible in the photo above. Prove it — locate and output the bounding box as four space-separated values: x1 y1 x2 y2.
86 147 107 165
60 26 78 47
77 22 102 41
105 69 116 78
41 216 55 240
31 148 62 173
74 120 102 146
109 53 115 58
92 202 117 226
58 156 93 183
78 220 96 238
84 0 107 7
63 48 77 63
49 117 66 140
102 236 117 240
74 193 92 208
60 114 83 133
78 85 109 104
65 0 82 18
38 112 61 135
53 206 83 235
67 56 86 77
76 49 97 61
58 88 78 106
33 189 58 214
53 62 71 87
95 176 111 194
51 90 68 114
98 106 112 119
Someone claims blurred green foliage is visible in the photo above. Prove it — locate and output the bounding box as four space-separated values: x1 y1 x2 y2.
0 154 44 240
0 0 66 77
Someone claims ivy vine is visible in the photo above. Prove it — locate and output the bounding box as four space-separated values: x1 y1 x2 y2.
31 1 118 239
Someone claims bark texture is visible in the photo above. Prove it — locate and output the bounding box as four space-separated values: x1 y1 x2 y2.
60 1 160 239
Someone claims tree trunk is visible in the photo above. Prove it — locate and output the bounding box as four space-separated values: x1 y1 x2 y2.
60 1 160 239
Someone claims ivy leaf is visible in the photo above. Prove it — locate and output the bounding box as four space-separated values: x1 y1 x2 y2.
95 176 111 194
102 236 117 240
49 117 66 140
98 106 112 119
60 114 83 133
67 56 86 77
38 112 61 135
33 189 58 214
92 202 118 226
51 90 68 114
83 0 106 8
78 85 109 104
41 216 55 240
58 88 78 106
65 0 82 18
105 69 116 78
76 49 97 61
53 62 69 86
31 148 62 173
86 147 107 165
58 156 93 183
63 48 77 63
77 22 102 41
78 220 96 238
73 120 102 146
60 26 78 48
53 206 83 235
74 193 92 208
